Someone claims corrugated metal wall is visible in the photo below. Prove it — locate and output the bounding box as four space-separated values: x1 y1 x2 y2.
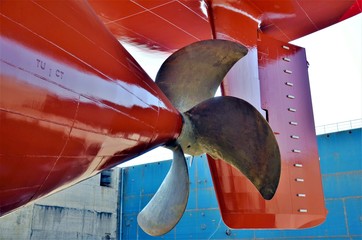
120 128 362 239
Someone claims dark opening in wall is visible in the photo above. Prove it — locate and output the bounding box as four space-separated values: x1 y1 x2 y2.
100 169 113 187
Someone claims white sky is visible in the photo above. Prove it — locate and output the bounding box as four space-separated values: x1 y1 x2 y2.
119 13 362 167
292 13 362 127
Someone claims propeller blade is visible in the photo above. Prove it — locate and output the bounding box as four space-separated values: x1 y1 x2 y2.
137 144 189 236
156 40 248 112
178 96 281 200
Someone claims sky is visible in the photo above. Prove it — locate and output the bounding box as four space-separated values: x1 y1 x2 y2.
292 13 362 127
119 13 362 167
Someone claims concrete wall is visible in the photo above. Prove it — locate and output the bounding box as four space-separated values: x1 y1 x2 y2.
0 168 120 240
120 128 362 239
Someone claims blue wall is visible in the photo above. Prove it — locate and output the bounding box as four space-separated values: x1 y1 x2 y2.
120 128 362 239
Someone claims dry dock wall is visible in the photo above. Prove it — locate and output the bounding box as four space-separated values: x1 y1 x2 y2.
121 128 361 239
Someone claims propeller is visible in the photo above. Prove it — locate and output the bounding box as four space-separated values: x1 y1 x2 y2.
156 39 248 112
137 40 281 236
178 96 281 200
137 144 189 236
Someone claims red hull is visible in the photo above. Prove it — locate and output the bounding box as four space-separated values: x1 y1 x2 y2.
1 0 359 230
0 1 181 215
206 3 326 228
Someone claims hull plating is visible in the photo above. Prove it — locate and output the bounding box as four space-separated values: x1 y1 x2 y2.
0 1 181 215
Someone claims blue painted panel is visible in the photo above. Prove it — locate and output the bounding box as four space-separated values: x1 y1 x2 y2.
197 209 221 235
322 171 362 199
187 157 196 181
195 155 215 189
175 209 256 240
174 211 199 239
345 197 362 236
287 238 350 240
122 195 140 214
187 189 197 210
177 210 217 239
197 188 219 209
309 199 348 237
123 167 143 196
140 162 170 195
210 229 255 240
318 129 362 174
121 213 138 239
139 195 152 209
